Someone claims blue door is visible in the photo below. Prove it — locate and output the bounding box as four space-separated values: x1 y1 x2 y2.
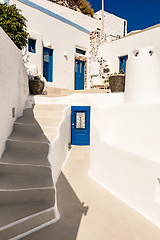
75 60 85 90
119 55 128 73
71 106 90 145
43 47 53 82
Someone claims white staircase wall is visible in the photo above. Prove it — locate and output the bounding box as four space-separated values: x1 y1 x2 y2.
0 27 29 157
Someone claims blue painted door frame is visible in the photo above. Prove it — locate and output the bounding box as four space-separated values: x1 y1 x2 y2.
43 47 53 82
75 59 85 90
71 106 90 145
119 55 128 73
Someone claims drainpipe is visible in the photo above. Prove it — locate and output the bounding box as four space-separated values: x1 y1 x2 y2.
102 0 104 31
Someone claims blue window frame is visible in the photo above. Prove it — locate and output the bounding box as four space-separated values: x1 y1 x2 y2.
76 48 86 55
28 38 36 53
119 55 128 73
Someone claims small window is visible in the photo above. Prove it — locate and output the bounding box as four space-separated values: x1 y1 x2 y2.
28 38 36 53
76 48 86 55
119 55 128 73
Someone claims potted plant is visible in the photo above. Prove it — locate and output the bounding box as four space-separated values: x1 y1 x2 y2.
109 69 125 93
29 75 45 95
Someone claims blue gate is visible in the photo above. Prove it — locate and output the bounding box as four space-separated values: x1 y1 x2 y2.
71 106 90 145
43 47 53 82
75 59 85 90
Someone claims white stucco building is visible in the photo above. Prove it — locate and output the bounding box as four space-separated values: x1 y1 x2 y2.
2 0 126 90
99 23 160 75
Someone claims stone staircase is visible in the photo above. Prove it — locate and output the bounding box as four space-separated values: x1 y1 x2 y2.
46 87 109 97
0 104 67 239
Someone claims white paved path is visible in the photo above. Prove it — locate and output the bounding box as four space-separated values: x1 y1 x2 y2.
22 146 160 240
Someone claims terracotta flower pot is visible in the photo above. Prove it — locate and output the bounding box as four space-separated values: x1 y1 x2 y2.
109 74 125 93
29 79 44 95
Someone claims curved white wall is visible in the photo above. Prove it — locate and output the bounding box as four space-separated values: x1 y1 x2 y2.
89 101 160 228
124 47 160 103
0 27 29 157
48 106 71 183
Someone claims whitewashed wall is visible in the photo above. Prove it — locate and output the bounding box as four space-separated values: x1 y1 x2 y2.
48 106 71 183
90 103 160 228
34 91 160 227
10 0 90 90
0 27 29 157
16 0 126 34
99 25 160 74
9 0 125 90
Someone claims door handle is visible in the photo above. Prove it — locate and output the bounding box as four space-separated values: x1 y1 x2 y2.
72 123 74 128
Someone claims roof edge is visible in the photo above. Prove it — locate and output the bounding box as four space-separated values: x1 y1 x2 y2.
18 0 90 34
124 23 160 38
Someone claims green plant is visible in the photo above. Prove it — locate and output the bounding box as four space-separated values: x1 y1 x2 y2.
74 0 94 17
119 69 125 74
0 3 28 49
34 75 41 80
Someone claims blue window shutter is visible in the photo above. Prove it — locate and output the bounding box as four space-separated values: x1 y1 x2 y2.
28 38 36 53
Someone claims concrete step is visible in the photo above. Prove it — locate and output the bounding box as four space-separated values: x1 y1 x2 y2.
46 87 108 96
8 125 57 143
16 115 62 128
0 188 55 204
0 149 50 166
0 202 55 240
60 88 108 95
23 108 63 118
47 87 69 95
13 121 57 137
33 104 67 111
6 139 49 153
0 173 53 189
44 93 70 97
0 102 66 239
0 162 51 176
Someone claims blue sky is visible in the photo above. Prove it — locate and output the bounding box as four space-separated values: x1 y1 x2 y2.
89 0 160 33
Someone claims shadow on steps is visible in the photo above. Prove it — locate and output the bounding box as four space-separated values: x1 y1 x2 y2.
21 172 88 240
0 106 56 239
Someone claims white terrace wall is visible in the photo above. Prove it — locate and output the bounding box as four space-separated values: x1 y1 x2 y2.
0 27 29 157
90 103 160 228
99 24 160 74
33 92 160 227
